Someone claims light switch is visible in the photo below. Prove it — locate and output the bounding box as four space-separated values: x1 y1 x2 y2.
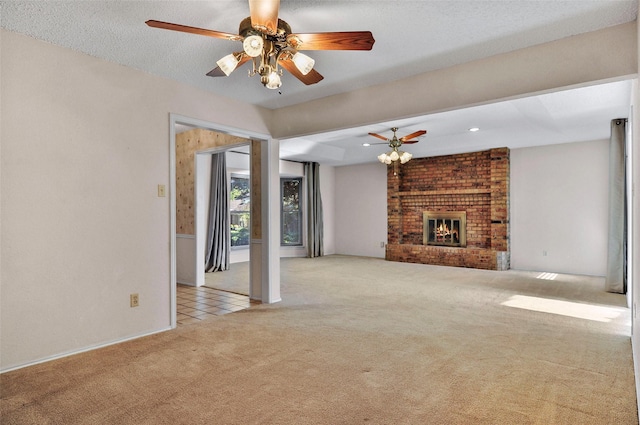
158 184 166 197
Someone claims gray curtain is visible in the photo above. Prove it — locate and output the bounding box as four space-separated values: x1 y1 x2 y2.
305 162 324 258
605 119 627 293
205 153 230 272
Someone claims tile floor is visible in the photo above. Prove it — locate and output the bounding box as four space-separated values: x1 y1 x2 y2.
176 284 258 325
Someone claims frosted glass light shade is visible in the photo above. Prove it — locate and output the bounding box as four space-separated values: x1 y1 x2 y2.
216 53 239 76
399 151 412 164
265 71 282 89
378 150 412 165
243 35 264 57
292 52 315 75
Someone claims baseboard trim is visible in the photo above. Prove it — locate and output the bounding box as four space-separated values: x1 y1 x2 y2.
633 333 640 424
0 326 173 374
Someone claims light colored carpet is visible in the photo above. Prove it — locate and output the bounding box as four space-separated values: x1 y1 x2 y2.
1 255 636 424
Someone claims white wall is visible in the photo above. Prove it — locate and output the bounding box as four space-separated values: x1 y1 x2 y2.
176 234 196 284
334 163 388 258
2 19 634 373
510 140 610 275
271 22 637 140
320 164 336 255
631 18 639 423
0 30 270 371
333 141 612 274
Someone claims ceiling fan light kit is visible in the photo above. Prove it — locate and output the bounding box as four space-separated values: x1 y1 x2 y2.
378 149 412 165
146 0 375 90
370 127 426 167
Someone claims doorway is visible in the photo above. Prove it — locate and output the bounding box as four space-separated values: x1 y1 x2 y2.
169 114 272 328
196 147 251 296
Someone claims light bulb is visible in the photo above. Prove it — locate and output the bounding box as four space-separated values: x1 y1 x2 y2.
265 71 282 89
390 150 399 161
378 153 387 163
291 52 315 75
216 53 239 76
243 35 264 57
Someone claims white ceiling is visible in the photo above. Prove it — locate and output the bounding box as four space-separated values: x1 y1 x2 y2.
1 1 637 166
280 80 633 165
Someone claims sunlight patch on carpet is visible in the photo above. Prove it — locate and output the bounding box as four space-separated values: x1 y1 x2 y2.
536 272 558 280
502 295 624 322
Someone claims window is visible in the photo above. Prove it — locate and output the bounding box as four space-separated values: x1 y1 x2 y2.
281 178 302 246
229 175 250 247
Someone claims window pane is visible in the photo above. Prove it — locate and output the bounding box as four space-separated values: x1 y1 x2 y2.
281 178 302 246
282 211 302 245
282 180 300 212
230 176 250 247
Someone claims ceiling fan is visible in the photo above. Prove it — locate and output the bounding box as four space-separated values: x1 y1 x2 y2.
146 0 375 90
369 127 427 164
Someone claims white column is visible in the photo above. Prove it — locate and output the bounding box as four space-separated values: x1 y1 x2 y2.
249 139 281 303
262 138 281 303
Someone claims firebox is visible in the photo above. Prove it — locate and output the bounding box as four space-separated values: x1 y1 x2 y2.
423 211 467 247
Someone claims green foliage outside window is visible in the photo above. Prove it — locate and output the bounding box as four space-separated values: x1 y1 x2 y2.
230 176 250 247
281 178 302 246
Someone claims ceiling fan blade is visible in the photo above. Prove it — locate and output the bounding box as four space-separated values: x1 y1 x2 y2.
249 0 280 35
402 140 419 144
368 132 389 141
145 20 241 41
287 32 375 51
206 53 251 77
206 67 227 78
279 57 324 85
399 130 427 141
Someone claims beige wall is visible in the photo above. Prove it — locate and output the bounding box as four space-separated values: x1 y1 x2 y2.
0 30 270 370
271 22 637 140
334 163 388 258
510 140 610 275
632 15 640 422
1 16 637 371
334 139 614 276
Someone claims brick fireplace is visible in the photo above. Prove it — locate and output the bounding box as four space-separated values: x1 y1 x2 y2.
386 147 510 270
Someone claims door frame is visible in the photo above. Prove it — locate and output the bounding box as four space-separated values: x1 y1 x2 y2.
169 114 270 328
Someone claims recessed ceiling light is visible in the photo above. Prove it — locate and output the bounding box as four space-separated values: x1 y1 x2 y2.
362 143 371 147
468 127 480 132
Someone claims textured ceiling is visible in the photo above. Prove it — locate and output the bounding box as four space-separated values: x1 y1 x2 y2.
1 1 636 109
1 1 637 165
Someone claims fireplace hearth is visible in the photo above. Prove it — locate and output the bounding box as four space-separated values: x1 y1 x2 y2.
386 148 509 271
423 211 467 247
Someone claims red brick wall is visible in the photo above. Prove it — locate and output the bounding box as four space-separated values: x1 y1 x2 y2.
387 148 510 270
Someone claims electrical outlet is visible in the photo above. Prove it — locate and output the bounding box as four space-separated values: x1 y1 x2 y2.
157 184 166 197
380 241 385 248
542 250 548 257
130 293 139 308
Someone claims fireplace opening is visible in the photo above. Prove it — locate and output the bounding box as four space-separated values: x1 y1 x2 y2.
423 211 466 247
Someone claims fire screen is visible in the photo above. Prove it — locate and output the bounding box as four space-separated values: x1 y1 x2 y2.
423 211 467 247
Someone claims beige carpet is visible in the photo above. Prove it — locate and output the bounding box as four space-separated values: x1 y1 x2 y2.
1 255 637 424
